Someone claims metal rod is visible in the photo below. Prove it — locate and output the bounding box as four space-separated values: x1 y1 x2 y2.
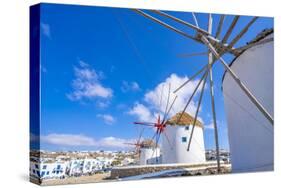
221 16 240 44
150 10 225 49
163 95 178 123
228 17 258 49
163 83 171 122
207 13 221 172
192 12 199 27
134 122 155 126
187 71 208 151
178 51 208 58
133 9 226 54
208 65 221 173
174 64 208 93
159 84 164 119
164 131 173 149
176 69 208 124
201 36 274 125
215 15 225 39
137 127 145 143
208 14 213 34
133 9 198 42
149 133 158 163
234 37 273 52
151 10 210 35
155 133 161 163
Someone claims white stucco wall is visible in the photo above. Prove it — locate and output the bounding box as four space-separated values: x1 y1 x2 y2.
139 147 161 165
162 125 206 164
30 161 67 179
222 34 274 172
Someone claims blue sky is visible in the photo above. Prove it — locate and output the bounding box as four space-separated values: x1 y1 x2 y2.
31 3 273 151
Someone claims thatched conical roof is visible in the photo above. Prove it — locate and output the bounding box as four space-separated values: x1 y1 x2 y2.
166 112 203 128
140 139 157 148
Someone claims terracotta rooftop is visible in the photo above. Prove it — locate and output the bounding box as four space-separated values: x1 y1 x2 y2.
166 112 203 128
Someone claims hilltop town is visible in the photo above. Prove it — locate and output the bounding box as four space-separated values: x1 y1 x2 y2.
30 149 230 185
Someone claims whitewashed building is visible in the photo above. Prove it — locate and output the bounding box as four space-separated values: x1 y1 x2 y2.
162 112 206 164
30 161 67 179
222 30 273 172
82 158 102 174
68 159 85 176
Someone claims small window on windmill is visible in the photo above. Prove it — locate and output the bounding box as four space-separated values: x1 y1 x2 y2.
182 137 187 143
185 126 189 130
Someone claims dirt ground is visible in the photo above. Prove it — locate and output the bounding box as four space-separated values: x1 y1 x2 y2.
39 172 112 186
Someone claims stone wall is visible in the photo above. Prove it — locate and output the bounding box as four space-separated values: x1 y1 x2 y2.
110 162 229 179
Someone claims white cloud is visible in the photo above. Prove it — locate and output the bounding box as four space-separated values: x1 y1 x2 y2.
204 120 223 130
204 123 215 130
128 73 205 123
96 101 109 108
41 134 95 146
145 73 201 116
128 102 155 122
67 61 113 102
41 23 51 38
97 114 115 125
121 81 141 92
41 133 135 148
98 137 134 148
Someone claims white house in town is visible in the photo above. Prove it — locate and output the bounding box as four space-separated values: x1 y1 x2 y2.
222 29 273 172
30 161 68 179
82 158 103 174
162 112 206 164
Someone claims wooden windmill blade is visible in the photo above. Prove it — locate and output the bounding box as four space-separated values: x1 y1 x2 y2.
148 134 160 164
123 142 138 146
207 13 221 172
175 69 209 124
137 127 145 144
191 12 199 27
163 131 173 150
177 51 208 58
162 95 178 124
133 9 201 43
221 16 240 44
215 15 226 39
136 126 146 159
162 83 171 123
173 64 208 93
133 122 155 126
234 37 273 53
159 84 164 110
151 10 210 36
187 70 208 151
227 16 259 49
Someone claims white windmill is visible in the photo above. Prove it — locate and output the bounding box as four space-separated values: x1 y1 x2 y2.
133 9 274 173
162 112 206 164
